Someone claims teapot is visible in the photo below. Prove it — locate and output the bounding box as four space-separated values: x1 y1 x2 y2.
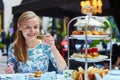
95 67 120 80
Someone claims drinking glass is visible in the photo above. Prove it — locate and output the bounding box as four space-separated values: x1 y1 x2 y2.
37 29 46 48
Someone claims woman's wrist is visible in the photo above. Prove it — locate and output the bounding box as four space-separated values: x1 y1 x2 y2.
50 44 60 54
50 44 56 49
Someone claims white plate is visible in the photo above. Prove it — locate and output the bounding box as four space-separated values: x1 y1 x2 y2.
69 55 108 63
70 35 109 39
29 77 40 80
74 17 105 27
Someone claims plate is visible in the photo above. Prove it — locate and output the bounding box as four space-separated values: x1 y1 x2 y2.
29 77 40 80
70 35 109 40
69 55 108 63
74 17 105 27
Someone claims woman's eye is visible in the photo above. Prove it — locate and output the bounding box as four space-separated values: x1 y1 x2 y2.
25 26 31 29
34 26 39 29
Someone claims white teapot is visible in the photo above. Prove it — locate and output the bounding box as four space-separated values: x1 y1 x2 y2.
95 67 120 80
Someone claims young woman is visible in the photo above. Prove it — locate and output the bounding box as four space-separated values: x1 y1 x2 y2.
5 11 66 74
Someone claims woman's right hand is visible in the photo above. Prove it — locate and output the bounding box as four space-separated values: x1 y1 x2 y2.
4 64 14 74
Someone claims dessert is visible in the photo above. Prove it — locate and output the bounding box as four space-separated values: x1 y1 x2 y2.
91 30 99 35
98 31 105 35
72 30 81 35
34 70 42 77
74 66 109 80
82 47 99 58
72 30 105 35
86 31 92 35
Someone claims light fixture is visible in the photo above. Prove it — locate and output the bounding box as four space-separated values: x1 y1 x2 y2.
80 0 103 15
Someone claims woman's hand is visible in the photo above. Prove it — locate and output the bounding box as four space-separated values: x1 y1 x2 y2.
43 33 55 47
44 33 67 71
4 64 14 74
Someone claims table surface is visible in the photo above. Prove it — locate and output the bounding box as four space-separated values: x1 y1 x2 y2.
0 72 71 80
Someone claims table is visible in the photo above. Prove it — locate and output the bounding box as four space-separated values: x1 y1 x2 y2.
0 71 73 80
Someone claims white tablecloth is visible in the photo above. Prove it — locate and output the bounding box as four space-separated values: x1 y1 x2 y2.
0 72 72 80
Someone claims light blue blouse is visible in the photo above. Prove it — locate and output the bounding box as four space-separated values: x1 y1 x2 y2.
7 42 61 73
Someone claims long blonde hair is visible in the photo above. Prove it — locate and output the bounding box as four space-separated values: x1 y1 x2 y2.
14 11 41 62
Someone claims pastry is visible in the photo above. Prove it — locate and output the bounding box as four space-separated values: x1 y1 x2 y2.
87 31 92 35
34 70 42 77
98 31 105 35
72 30 80 35
91 30 99 35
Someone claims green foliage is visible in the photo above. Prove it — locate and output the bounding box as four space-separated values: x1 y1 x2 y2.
89 40 101 47
0 43 4 49
103 21 109 29
55 18 61 29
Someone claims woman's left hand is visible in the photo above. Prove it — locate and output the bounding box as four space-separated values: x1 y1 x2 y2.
43 33 55 47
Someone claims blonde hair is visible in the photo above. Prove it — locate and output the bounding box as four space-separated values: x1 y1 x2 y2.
14 11 41 62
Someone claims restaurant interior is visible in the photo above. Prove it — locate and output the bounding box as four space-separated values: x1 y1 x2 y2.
0 0 120 80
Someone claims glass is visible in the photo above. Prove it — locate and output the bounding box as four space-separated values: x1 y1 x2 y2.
37 29 46 48
37 29 45 40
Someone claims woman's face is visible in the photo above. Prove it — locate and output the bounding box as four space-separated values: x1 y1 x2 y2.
19 17 40 41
